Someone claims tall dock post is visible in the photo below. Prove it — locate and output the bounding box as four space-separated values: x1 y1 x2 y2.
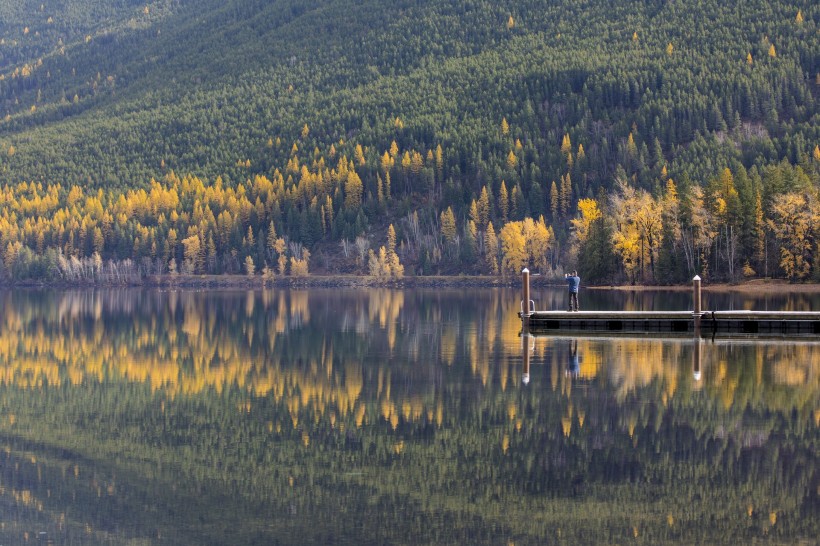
521 268 532 330
692 275 702 333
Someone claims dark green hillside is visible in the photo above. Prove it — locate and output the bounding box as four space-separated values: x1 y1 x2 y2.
0 0 816 187
0 0 818 282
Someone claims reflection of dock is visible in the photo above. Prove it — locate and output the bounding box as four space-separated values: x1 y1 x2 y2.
522 310 820 336
518 270 820 337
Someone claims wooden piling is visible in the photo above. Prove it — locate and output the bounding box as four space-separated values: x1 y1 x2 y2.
693 275 702 331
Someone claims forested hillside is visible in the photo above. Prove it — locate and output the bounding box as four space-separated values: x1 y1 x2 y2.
0 0 817 283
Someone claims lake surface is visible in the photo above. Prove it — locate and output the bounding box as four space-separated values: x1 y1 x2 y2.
0 287 817 545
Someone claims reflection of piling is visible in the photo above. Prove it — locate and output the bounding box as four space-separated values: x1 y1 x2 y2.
693 336 702 381
522 334 531 385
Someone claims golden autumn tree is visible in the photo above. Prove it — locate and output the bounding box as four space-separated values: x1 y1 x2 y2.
290 248 310 276
506 150 517 171
182 234 202 274
767 193 817 280
632 191 663 281
440 207 457 246
344 169 363 211
610 179 642 283
570 198 602 244
561 133 572 157
499 221 527 275
523 216 552 273
386 224 403 278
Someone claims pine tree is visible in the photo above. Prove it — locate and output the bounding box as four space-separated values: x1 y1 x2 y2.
498 181 509 222
485 222 499 274
560 174 572 219
477 186 491 228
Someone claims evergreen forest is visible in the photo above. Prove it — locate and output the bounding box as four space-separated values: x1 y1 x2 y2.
0 0 818 283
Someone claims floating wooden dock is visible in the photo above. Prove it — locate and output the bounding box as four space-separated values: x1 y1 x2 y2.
518 270 820 337
521 309 820 336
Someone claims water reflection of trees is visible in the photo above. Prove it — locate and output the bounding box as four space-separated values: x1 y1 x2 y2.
0 288 817 544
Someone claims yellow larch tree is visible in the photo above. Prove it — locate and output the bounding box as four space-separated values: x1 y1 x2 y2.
570 198 602 244
354 144 365 166
767 193 817 280
523 216 552 273
344 169 363 211
506 150 517 171
440 207 457 246
386 224 403 278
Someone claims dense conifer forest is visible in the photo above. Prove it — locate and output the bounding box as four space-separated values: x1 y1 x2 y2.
0 0 817 283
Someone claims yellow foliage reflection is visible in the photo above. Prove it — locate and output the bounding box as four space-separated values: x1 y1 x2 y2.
0 289 818 437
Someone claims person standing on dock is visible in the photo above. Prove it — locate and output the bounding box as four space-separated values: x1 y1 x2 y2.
565 270 580 311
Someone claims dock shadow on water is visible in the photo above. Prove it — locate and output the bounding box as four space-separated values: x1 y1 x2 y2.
0 287 817 545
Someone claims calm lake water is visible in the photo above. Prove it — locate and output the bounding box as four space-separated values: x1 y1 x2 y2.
0 287 817 545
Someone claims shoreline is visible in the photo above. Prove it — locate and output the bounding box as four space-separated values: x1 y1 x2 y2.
2 274 820 293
